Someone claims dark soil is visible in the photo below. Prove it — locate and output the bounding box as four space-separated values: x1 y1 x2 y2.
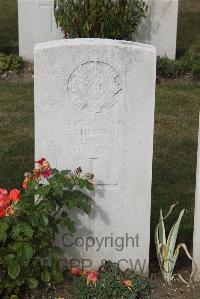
149 267 199 299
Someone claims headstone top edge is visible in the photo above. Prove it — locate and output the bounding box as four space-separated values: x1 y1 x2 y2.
34 38 156 53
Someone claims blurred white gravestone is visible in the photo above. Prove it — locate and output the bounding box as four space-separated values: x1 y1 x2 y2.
193 113 200 281
135 0 179 59
18 0 178 60
34 39 156 274
18 0 63 60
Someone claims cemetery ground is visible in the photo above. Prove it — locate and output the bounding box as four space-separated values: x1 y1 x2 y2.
0 71 200 298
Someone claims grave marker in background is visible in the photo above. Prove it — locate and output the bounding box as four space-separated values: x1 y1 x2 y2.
18 0 178 60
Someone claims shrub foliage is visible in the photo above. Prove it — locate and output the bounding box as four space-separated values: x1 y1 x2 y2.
157 39 200 80
67 260 151 299
0 53 23 74
0 158 94 297
54 0 148 40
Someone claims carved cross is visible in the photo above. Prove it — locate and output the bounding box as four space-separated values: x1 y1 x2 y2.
89 158 118 187
39 1 53 33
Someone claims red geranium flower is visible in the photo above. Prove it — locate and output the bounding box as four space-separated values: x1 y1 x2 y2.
43 168 52 178
9 189 21 202
23 177 29 190
70 267 82 276
6 206 15 216
36 157 46 165
123 279 133 290
86 271 99 284
0 189 10 209
0 189 7 196
35 158 52 178
0 208 6 218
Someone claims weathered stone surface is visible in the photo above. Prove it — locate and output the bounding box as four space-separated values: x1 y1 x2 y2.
136 0 179 59
35 38 156 274
18 0 63 60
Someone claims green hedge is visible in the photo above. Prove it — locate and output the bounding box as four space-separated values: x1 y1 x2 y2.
54 0 148 40
0 53 23 74
157 40 200 80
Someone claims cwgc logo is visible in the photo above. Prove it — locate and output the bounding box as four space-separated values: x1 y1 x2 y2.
68 61 122 113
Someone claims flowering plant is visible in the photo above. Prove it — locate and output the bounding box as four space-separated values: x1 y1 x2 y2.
0 188 21 218
67 261 151 298
0 158 94 297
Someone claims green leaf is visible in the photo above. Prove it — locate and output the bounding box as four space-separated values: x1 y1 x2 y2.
51 168 60 175
0 230 7 242
8 260 21 279
31 213 39 226
0 221 9 232
12 223 33 241
23 223 34 239
84 179 94 190
41 271 51 283
28 180 38 190
68 198 78 209
16 276 26 286
52 270 64 283
18 243 33 261
36 199 55 212
58 217 76 233
52 184 63 197
27 278 39 289
4 254 15 264
64 190 92 212
166 209 185 259
158 210 166 245
78 200 91 214
35 185 51 197
79 179 85 189
40 214 49 226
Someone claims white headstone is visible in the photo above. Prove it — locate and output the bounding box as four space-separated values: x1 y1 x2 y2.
193 113 200 281
35 39 156 274
135 0 179 59
18 0 178 60
18 0 63 60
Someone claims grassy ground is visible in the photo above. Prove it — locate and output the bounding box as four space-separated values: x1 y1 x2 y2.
0 0 18 53
177 0 200 56
151 81 200 248
0 81 34 189
0 80 199 245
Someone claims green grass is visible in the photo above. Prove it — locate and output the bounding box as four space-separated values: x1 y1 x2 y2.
0 80 199 245
152 82 200 246
177 0 200 56
0 0 18 53
0 81 34 189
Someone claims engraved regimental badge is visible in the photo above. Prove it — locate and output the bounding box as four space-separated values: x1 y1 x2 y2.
68 61 122 113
